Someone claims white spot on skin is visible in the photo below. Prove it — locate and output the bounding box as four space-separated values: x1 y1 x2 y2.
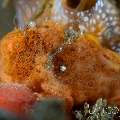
110 9 117 14
70 12 74 15
65 10 68 13
111 21 117 26
106 9 110 14
79 25 87 35
77 12 80 17
91 26 95 32
92 19 96 25
96 15 100 20
28 21 36 28
60 65 67 72
109 17 113 21
80 12 84 17
114 27 120 34
104 17 108 22
98 9 102 14
84 17 89 22
101 13 106 19
69 26 73 30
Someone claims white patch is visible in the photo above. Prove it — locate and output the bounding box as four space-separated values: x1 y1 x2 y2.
79 25 87 35
98 9 102 14
28 21 36 28
84 17 89 22
60 65 67 72
101 13 106 19
70 12 74 15
96 15 100 20
77 12 80 17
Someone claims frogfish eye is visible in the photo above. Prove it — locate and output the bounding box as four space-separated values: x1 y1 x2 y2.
63 0 97 11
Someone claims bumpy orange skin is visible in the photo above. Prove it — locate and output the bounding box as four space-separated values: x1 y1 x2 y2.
0 21 120 109
0 22 64 83
52 35 120 105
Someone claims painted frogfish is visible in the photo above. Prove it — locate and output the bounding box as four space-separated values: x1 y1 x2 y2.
1 0 120 116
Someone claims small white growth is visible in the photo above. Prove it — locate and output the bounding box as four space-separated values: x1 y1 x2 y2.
70 12 74 15
69 26 73 30
101 13 106 19
106 22 110 26
28 21 36 28
114 27 120 34
58 47 63 52
110 9 117 14
80 12 84 17
77 12 80 17
109 17 113 21
91 26 95 32
69 19 73 23
106 9 110 14
104 17 108 22
98 9 102 14
96 15 100 20
100 0 104 7
60 65 67 72
79 25 87 35
84 17 89 22
65 10 68 13
92 19 96 25
111 21 117 26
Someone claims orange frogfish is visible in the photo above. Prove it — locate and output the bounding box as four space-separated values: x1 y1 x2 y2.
1 0 120 111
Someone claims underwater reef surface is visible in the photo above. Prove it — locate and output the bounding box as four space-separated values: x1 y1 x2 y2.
0 0 120 120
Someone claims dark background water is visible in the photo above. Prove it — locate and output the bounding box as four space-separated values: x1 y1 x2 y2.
0 0 15 38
